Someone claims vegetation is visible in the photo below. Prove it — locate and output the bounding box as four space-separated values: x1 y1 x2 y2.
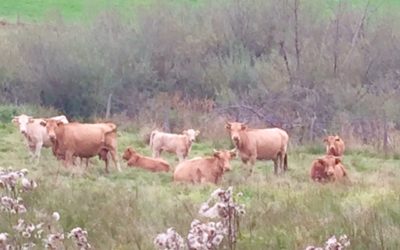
1 0 400 154
1 119 400 249
1 0 400 249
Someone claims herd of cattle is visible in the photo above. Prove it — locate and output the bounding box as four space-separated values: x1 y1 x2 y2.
11 114 348 184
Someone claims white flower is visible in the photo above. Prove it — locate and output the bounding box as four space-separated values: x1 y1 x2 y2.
0 233 8 242
52 212 60 221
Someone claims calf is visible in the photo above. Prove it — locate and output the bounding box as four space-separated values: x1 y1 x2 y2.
173 149 236 184
323 135 345 157
310 155 348 183
12 114 68 161
149 129 200 162
122 147 170 172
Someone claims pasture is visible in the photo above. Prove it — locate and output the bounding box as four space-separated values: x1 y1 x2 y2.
1 121 400 249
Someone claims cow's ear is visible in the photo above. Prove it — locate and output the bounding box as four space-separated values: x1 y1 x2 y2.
213 149 220 158
317 158 325 165
229 149 237 158
195 130 200 136
28 118 35 123
11 117 18 124
56 120 64 126
323 137 328 142
335 136 341 141
241 124 247 130
335 158 341 165
39 120 47 127
225 122 231 130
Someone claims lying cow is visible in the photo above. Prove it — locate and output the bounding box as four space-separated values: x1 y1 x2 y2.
122 147 170 172
12 114 69 162
324 135 345 157
173 149 236 184
310 155 348 183
225 122 289 175
40 120 120 173
149 129 200 162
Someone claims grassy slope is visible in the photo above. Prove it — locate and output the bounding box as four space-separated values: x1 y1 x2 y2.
1 123 400 249
0 0 199 22
0 0 399 22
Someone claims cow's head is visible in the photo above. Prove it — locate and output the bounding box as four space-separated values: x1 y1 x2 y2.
12 114 34 135
213 149 236 172
39 119 64 142
122 147 138 162
225 122 247 145
317 156 341 178
183 129 200 143
323 135 342 155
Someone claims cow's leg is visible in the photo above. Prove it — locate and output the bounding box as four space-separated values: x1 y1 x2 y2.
177 153 184 163
109 150 121 172
84 158 89 169
64 151 74 168
33 141 43 164
273 159 279 175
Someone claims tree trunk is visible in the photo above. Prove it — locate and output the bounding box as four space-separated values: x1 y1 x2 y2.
105 93 112 120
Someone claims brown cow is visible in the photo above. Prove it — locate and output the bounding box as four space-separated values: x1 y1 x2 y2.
225 122 289 175
149 129 200 162
122 147 170 172
310 155 348 183
173 149 236 184
324 135 345 157
12 114 69 162
40 120 120 173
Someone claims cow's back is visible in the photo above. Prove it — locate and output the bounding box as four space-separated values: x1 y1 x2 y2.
153 132 185 152
246 128 288 160
58 123 115 157
174 158 203 182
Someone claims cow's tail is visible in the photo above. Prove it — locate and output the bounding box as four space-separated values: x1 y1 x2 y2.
283 153 288 171
149 130 157 149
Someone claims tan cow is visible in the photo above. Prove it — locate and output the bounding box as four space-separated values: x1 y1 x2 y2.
40 120 120 173
324 135 345 157
12 114 69 161
149 129 200 162
122 147 170 172
173 149 236 184
225 122 289 175
310 155 348 183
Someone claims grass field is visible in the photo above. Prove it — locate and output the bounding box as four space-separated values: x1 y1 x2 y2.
0 0 399 22
1 121 400 249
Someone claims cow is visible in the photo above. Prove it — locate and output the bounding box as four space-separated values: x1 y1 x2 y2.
40 120 121 173
323 135 345 157
225 122 289 175
12 114 69 162
122 147 170 172
173 149 236 184
149 129 200 162
310 155 348 183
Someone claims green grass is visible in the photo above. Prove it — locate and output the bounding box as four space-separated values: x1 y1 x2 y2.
0 0 399 22
0 0 199 22
1 122 400 249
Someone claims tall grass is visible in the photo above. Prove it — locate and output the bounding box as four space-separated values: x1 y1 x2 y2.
1 120 400 249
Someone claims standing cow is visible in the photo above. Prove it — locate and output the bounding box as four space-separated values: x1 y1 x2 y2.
12 114 69 162
225 122 289 175
149 129 200 162
40 120 121 173
323 135 345 157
